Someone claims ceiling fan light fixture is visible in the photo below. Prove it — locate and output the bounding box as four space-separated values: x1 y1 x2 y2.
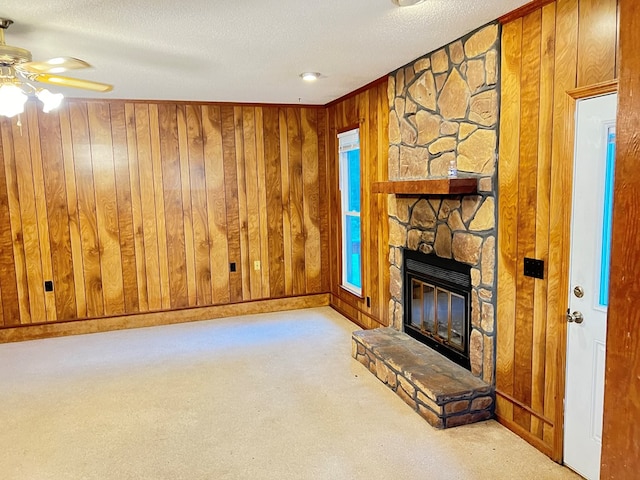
36 88 64 113
300 72 321 82
0 83 27 118
391 0 426 6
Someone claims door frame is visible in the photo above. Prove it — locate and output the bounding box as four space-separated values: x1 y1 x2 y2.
554 79 618 462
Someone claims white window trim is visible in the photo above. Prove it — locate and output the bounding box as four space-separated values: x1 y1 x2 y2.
338 128 362 296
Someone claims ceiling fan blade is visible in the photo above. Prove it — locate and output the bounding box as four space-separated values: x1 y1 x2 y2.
18 57 91 74
31 73 113 92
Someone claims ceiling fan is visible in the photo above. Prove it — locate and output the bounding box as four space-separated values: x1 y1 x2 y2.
0 18 113 118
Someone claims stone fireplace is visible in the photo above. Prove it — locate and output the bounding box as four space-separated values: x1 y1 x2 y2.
352 20 499 429
386 22 499 384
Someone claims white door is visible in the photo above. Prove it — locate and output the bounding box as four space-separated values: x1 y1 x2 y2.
564 92 617 480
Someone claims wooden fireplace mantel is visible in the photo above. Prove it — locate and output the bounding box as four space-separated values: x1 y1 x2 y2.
371 175 479 196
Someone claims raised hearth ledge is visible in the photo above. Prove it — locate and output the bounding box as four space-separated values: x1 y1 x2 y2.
371 175 479 196
352 328 494 429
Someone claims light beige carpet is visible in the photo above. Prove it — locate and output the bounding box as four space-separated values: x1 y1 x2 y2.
0 307 579 479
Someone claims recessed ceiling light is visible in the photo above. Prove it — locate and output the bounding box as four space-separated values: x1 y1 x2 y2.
300 72 321 82
391 0 426 6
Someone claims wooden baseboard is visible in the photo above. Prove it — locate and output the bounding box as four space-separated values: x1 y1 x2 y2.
495 413 556 461
330 294 386 330
0 294 330 343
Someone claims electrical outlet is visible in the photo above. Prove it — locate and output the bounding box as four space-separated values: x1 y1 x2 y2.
229 262 236 272
44 280 54 292
254 260 261 271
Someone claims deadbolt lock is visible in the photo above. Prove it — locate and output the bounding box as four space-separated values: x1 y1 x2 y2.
573 285 584 298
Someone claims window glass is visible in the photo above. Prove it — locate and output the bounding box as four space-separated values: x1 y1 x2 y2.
338 128 361 295
599 127 615 307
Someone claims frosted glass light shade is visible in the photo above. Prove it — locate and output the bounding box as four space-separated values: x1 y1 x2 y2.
37 88 64 113
0 84 28 118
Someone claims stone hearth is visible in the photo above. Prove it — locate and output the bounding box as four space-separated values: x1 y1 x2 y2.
352 328 493 428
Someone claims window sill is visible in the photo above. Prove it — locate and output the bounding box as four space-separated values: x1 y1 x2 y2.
340 285 364 300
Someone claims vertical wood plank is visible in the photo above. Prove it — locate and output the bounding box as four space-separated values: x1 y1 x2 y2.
367 90 381 318
149 104 171 310
302 109 322 294
546 0 578 454
576 0 618 87
157 104 188 309
110 103 139 313
11 110 47 323
221 106 243 302
134 104 162 311
497 18 524 424
601 0 640 475
1 121 31 324
254 107 271 298
37 110 77 320
287 108 306 295
0 120 21 326
377 81 390 324
69 102 103 318
26 104 57 321
58 105 87 319
87 103 125 316
327 108 340 297
513 9 542 432
263 108 285 297
234 106 251 301
317 108 330 294
186 105 212 306
177 105 197 307
11 112 50 323
279 108 293 296
242 107 262 299
202 105 230 304
124 103 149 312
530 2 556 439
360 92 372 310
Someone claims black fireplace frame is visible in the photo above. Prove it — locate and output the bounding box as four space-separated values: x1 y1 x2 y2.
402 248 472 370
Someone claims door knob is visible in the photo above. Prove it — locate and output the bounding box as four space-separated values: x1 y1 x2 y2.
566 310 584 324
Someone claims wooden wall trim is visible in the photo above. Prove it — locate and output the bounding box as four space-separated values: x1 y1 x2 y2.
325 75 389 109
567 79 618 99
330 296 386 331
66 98 326 109
499 0 556 24
496 389 554 426
0 294 330 343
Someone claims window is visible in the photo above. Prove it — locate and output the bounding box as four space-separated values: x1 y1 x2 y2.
599 126 615 307
338 128 362 295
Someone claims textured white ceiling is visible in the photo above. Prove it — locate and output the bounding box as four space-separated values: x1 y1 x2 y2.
1 0 530 105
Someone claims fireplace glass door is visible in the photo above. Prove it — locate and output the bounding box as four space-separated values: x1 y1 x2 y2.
410 279 465 353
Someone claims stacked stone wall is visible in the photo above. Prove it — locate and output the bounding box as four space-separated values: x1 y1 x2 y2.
386 22 499 384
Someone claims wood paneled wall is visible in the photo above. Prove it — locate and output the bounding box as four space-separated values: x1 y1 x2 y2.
496 0 618 460
0 100 329 328
327 80 390 329
601 0 640 476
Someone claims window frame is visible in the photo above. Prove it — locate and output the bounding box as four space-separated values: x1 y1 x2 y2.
337 126 363 297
